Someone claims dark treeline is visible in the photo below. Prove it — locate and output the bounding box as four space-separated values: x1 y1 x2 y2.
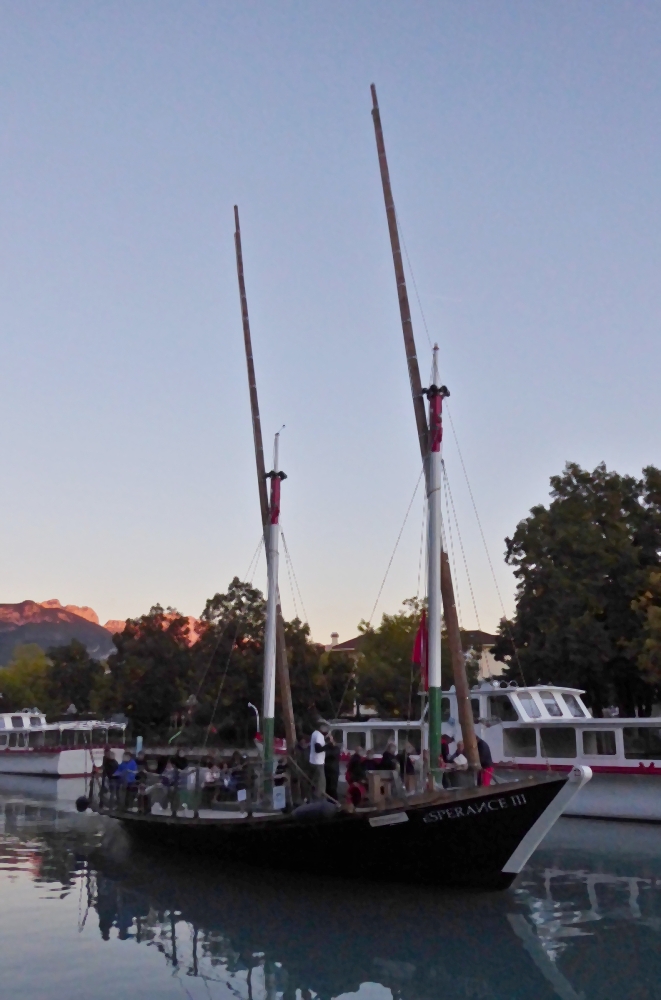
0 579 483 742
8 461 653 730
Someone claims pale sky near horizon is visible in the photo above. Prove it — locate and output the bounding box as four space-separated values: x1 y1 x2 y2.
1 2 660 643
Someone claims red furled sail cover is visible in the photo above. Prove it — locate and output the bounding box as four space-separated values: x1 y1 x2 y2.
412 610 428 691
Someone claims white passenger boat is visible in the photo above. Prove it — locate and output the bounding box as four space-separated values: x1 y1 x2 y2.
0 709 126 777
328 682 661 821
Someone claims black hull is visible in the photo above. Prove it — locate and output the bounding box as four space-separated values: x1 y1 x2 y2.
112 775 567 891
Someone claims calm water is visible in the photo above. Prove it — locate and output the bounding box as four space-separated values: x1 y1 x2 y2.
1 777 660 1000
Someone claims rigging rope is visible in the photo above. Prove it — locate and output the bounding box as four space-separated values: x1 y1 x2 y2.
395 210 527 684
367 467 424 626
281 530 300 621
281 529 309 624
415 496 427 602
442 484 463 628
445 405 529 685
396 215 434 353
203 623 239 746
243 535 264 584
442 460 481 630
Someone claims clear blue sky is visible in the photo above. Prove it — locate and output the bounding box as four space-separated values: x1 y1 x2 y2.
1 1 659 642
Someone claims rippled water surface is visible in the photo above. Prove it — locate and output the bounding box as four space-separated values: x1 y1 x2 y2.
1 777 660 999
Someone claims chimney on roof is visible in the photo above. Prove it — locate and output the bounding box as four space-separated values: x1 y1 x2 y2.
330 632 339 647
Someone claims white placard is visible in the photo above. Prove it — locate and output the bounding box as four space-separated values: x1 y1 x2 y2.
369 812 409 828
272 785 286 810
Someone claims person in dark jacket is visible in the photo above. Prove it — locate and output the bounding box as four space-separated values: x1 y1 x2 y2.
440 733 452 765
477 736 494 786
323 733 341 801
380 742 398 771
345 746 367 807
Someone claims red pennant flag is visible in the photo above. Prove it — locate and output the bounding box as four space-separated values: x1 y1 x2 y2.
412 610 428 691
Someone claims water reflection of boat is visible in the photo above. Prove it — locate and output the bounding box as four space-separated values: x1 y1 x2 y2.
3 782 661 1000
0 774 90 834
78 834 661 1000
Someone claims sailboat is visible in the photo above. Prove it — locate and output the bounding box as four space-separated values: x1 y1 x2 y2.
91 90 592 890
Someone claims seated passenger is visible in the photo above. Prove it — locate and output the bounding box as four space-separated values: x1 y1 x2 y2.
115 752 138 783
345 746 367 807
380 742 398 771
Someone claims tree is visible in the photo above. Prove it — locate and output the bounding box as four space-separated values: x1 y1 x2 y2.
107 605 195 737
194 579 340 740
0 644 54 713
632 570 661 687
355 598 481 719
493 463 661 716
287 618 351 730
46 640 105 714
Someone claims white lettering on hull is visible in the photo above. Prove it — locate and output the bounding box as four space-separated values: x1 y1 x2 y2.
423 792 527 824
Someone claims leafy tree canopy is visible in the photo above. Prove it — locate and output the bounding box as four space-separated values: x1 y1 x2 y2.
47 639 104 714
355 598 481 719
493 462 661 716
0 644 53 713
106 605 195 738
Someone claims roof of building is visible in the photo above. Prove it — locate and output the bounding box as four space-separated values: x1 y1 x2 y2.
328 635 364 652
461 630 498 646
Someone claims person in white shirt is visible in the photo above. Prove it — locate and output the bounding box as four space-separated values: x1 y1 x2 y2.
309 725 327 799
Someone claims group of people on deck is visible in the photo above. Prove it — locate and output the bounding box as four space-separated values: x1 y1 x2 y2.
101 746 250 811
296 725 495 807
101 724 495 813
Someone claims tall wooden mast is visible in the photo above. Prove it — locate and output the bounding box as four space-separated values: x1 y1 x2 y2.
234 206 297 752
369 85 479 772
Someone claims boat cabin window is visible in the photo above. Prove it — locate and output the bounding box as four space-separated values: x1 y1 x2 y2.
44 730 60 747
539 693 563 717
0 718 5 729
623 727 661 760
562 694 587 718
29 731 45 748
583 730 616 755
372 729 396 754
60 729 77 747
504 728 537 757
487 695 518 722
11 716 24 729
108 727 125 745
398 729 421 754
540 727 577 758
518 693 541 719
0 734 7 747
441 698 451 721
29 716 42 727
92 728 107 747
9 732 27 748
472 699 480 722
347 731 366 752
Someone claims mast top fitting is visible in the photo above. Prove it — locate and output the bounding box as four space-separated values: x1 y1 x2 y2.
421 384 450 400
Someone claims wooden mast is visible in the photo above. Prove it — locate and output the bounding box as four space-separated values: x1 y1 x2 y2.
369 85 480 772
234 206 297 752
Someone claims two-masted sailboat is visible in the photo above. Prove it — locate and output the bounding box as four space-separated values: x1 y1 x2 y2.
91 87 591 890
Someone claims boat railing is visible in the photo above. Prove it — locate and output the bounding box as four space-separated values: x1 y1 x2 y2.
91 759 291 820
